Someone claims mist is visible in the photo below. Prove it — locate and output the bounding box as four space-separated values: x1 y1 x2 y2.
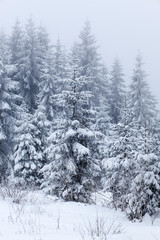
0 0 160 104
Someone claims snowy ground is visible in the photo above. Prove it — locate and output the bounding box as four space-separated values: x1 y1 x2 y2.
0 188 160 240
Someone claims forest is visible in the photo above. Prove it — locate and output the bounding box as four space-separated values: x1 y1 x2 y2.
0 17 159 222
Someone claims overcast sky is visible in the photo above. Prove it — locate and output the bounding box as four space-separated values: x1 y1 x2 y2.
0 0 160 104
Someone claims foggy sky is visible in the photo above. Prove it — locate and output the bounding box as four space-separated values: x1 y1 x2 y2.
0 0 160 105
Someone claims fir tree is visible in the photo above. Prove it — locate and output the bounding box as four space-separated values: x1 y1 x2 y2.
0 30 10 65
125 120 160 220
14 17 40 113
13 110 47 186
95 64 110 135
126 152 160 221
0 55 12 180
53 39 68 81
128 54 157 126
73 21 102 107
41 59 100 202
109 58 125 124
102 96 137 210
36 26 56 121
10 20 24 65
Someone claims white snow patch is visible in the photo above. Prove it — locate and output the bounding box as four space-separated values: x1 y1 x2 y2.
0 190 159 240
77 128 94 138
73 142 90 156
66 128 76 138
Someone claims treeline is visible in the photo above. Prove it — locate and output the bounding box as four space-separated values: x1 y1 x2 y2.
0 18 159 221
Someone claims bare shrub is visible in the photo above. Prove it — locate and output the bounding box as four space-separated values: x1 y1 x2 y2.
79 214 124 240
92 191 112 208
0 180 28 204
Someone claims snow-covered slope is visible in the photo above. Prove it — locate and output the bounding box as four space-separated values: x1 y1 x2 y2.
0 190 160 240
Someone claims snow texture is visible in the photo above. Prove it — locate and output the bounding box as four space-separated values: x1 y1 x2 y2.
0 191 160 240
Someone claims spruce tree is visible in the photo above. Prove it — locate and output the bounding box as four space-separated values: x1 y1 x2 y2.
73 21 102 107
109 58 125 124
0 58 9 181
36 26 56 121
41 59 99 202
0 51 21 180
0 30 10 65
96 64 110 135
14 17 40 113
102 96 137 210
126 121 160 220
10 20 24 65
128 54 157 126
13 110 47 186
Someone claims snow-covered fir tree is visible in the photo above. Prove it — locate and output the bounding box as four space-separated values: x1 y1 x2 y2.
126 153 160 221
8 21 25 113
71 23 111 138
50 39 68 119
41 59 100 202
128 53 157 127
0 58 9 182
10 20 24 65
0 48 22 181
0 30 10 65
73 21 102 108
109 58 125 124
36 26 57 121
102 96 137 210
53 39 68 82
125 120 160 220
95 64 110 135
13 17 40 113
38 66 56 121
13 109 48 186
